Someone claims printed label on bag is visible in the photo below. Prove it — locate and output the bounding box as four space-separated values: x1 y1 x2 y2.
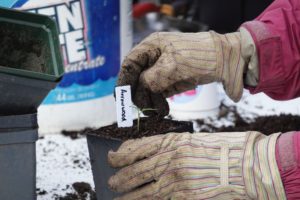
4 0 122 104
115 86 133 127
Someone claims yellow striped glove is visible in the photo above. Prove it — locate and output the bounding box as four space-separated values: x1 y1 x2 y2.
117 31 246 116
108 132 286 200
108 132 249 200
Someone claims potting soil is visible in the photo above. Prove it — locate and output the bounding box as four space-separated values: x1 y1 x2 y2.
0 22 48 73
88 117 191 140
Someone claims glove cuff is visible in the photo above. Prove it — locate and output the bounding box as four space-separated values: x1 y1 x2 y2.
210 31 245 102
243 132 286 199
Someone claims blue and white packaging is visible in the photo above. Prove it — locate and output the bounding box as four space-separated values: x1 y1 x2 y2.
1 0 133 133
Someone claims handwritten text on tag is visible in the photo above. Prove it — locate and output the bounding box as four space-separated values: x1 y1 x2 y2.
115 86 133 127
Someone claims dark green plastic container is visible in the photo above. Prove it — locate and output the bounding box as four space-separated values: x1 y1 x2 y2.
0 7 64 115
0 7 64 81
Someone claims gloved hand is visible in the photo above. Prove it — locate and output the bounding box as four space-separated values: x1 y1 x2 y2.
108 132 286 200
108 132 248 200
117 31 247 116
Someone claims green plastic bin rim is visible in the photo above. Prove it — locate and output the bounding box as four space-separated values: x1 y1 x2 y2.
0 66 63 81
0 7 64 81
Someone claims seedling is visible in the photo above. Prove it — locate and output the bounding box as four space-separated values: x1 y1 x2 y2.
131 106 157 132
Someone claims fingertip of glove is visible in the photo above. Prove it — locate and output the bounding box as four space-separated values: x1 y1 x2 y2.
108 151 133 168
108 175 119 192
107 150 118 167
227 87 243 103
109 175 128 194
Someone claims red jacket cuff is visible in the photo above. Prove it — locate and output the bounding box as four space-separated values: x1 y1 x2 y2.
241 21 288 100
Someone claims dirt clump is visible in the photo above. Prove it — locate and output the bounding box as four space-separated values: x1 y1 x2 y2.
55 182 97 200
62 129 92 139
36 188 47 196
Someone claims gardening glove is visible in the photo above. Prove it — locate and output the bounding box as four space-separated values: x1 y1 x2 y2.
108 132 286 200
118 30 253 116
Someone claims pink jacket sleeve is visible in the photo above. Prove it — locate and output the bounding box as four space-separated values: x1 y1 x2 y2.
241 0 300 100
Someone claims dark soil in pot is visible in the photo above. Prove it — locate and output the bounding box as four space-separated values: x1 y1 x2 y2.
88 117 194 140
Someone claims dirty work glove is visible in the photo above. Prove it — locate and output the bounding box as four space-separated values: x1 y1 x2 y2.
118 31 246 116
108 132 285 200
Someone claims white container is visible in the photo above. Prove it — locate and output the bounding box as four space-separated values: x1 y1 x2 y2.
168 83 220 120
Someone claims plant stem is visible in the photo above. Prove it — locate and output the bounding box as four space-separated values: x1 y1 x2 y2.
130 106 157 132
137 110 140 132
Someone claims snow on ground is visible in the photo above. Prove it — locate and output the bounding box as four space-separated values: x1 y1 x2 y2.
36 135 94 199
224 89 300 116
36 85 300 199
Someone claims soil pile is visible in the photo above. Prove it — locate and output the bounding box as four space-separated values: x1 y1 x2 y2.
197 105 300 135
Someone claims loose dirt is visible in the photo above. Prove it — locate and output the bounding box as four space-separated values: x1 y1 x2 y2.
54 182 97 200
36 188 47 196
62 129 92 140
197 104 300 135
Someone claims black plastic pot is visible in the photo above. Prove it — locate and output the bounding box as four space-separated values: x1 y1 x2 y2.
0 73 58 115
0 113 38 200
87 120 193 200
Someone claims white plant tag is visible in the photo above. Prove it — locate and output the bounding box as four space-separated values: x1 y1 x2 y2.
115 85 133 127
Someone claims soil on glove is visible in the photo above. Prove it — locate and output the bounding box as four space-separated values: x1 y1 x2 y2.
55 182 97 200
0 22 49 73
88 117 193 140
